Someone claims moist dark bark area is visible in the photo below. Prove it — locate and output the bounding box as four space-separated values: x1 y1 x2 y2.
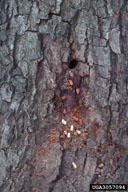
0 0 128 191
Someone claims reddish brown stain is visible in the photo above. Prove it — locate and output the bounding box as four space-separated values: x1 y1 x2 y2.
112 11 118 18
88 121 99 144
37 146 45 155
100 141 112 150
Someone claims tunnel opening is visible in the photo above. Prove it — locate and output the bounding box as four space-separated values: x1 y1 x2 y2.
69 59 78 69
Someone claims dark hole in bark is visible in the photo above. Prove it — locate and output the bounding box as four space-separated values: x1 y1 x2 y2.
69 59 78 69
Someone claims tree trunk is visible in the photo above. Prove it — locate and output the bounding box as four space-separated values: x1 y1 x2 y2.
0 0 128 191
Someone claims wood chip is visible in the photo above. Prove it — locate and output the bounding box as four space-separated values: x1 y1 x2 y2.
63 109 66 114
61 95 67 101
73 116 79 121
62 119 67 125
91 148 95 154
69 80 74 86
98 163 104 168
64 130 68 135
60 135 65 139
76 88 80 95
72 162 77 169
67 132 71 138
74 131 78 136
109 159 113 166
79 119 83 125
93 180 98 184
76 130 81 135
70 125 74 131
69 71 74 77
81 132 86 137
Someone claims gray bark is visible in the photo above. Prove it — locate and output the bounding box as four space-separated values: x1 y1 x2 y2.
0 0 128 191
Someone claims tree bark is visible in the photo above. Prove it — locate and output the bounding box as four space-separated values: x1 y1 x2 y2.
0 0 128 191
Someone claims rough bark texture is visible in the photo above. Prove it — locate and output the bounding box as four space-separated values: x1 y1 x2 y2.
0 0 128 191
